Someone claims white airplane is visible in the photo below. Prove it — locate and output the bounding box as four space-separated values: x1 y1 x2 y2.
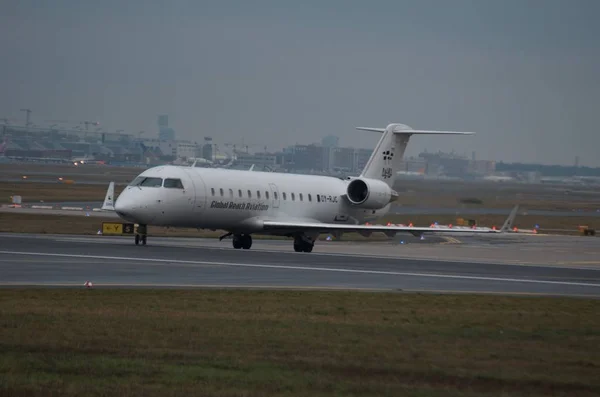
103 123 518 251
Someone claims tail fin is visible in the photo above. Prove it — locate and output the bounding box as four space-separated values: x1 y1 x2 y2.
500 205 519 232
101 182 115 211
358 123 475 186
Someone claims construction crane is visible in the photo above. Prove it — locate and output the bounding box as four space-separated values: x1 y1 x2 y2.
20 109 32 127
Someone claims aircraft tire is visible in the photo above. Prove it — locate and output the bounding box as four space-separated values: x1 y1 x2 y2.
232 236 242 249
141 235 147 245
135 234 140 245
294 240 313 253
241 235 252 250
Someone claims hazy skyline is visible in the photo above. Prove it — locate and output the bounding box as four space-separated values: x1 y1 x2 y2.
1 1 599 166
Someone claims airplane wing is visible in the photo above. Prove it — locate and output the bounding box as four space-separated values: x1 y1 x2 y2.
262 206 519 237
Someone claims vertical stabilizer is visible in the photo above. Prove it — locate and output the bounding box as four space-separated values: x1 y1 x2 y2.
357 124 414 187
356 123 475 187
101 182 115 211
500 205 519 232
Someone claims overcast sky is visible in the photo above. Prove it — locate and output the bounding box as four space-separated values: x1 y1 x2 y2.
1 0 598 166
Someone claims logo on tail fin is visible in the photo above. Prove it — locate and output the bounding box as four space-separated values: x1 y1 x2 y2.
382 150 394 163
381 149 394 179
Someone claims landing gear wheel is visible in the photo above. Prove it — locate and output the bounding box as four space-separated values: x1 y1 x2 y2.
134 224 148 246
232 234 252 249
241 234 252 250
293 238 314 253
232 236 243 249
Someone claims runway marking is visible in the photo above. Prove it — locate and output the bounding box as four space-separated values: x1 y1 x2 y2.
25 235 600 271
0 282 389 291
3 232 600 270
1 250 600 289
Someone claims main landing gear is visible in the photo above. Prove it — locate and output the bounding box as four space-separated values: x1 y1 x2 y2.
232 234 252 250
293 235 314 253
134 224 147 246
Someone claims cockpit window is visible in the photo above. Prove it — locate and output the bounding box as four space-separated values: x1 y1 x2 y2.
129 176 146 186
164 178 184 189
139 177 163 187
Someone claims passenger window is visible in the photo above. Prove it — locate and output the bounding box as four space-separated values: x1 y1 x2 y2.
257 191 261 199
219 188 224 196
308 194 312 202
139 177 162 187
238 189 242 198
164 178 184 189
299 193 303 201
282 192 286 200
248 190 252 198
229 188 233 198
317 195 320 202
274 192 278 200
291 193 295 201
211 188 215 196
265 191 269 199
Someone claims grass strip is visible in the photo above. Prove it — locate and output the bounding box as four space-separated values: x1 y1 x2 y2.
0 289 598 396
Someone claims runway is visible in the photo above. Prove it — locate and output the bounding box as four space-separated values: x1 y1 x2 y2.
0 233 599 297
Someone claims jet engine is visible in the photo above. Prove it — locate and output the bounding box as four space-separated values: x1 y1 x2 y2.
345 178 396 209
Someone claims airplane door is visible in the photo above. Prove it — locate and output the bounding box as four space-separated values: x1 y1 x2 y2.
269 183 280 208
182 168 205 213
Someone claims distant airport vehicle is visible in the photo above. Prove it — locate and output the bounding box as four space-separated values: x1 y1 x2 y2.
103 123 518 251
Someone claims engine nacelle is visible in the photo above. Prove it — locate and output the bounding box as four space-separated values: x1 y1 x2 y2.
345 178 395 209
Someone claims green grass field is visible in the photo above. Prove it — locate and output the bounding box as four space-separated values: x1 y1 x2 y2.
0 289 598 397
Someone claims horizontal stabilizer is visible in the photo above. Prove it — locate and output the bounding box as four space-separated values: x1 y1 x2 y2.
356 126 475 135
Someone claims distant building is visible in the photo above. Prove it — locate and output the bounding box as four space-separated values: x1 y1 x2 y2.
322 135 339 148
398 159 427 173
157 115 176 141
353 148 372 173
140 138 197 160
235 152 277 170
331 147 354 171
202 137 213 161
468 160 496 176
284 144 327 171
176 142 197 160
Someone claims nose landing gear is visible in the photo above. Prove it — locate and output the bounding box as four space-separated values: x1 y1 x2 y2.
134 224 147 246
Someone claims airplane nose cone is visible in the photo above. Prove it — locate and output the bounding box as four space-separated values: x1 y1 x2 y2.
114 196 137 221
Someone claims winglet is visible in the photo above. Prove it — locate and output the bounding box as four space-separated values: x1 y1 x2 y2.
500 205 519 232
101 182 115 211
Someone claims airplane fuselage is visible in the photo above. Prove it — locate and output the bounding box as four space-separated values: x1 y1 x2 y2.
115 165 390 234
110 123 492 251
